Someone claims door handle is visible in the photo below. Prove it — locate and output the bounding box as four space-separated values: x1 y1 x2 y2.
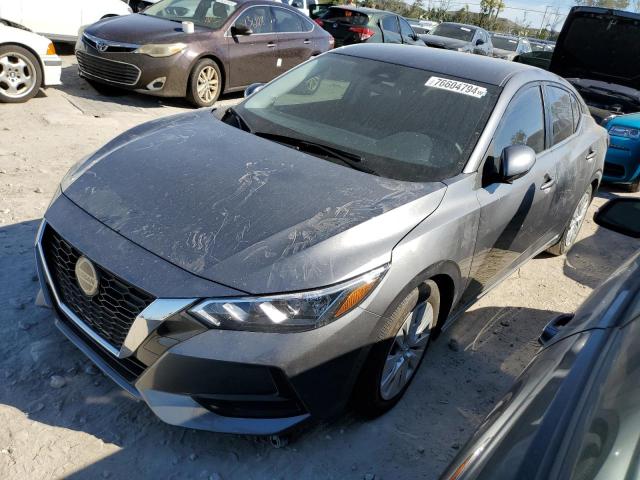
540 174 555 190
303 39 311 44
585 148 596 161
267 42 276 48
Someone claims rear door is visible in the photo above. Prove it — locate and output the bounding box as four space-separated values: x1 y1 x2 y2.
272 6 314 72
227 5 279 88
463 84 558 301
544 84 596 229
379 14 401 44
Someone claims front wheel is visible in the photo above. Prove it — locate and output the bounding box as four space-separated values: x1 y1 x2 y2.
547 184 592 256
186 59 221 108
0 45 42 103
354 280 440 417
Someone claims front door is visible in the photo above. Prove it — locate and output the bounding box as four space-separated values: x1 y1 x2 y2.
227 5 279 88
463 84 559 301
379 15 402 44
399 17 421 45
271 6 314 73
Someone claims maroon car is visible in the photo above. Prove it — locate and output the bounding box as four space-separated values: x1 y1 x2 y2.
75 0 333 106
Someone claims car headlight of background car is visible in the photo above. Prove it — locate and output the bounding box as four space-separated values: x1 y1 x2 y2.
134 43 187 57
190 266 388 333
609 125 640 139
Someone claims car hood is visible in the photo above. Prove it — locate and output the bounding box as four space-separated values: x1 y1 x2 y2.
61 111 447 294
609 111 640 126
85 13 207 44
550 7 640 92
421 35 467 50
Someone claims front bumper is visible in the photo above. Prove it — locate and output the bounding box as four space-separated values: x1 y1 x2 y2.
74 38 191 98
603 136 640 185
42 54 62 87
35 194 382 435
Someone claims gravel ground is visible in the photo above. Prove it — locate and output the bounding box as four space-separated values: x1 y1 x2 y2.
1 51 638 480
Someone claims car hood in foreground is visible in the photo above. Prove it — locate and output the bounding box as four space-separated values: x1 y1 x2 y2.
550 6 640 92
61 111 446 294
421 35 467 50
85 13 208 44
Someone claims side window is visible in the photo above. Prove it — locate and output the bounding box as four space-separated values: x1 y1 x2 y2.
570 94 581 133
235 6 273 34
381 15 399 33
546 85 574 145
399 17 415 38
493 86 546 156
272 7 303 33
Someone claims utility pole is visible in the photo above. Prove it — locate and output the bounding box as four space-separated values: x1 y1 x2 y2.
538 5 550 36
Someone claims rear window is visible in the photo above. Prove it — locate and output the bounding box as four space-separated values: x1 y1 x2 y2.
322 8 369 25
430 23 475 41
492 36 519 51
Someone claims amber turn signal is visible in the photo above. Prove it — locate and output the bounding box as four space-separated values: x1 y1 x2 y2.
334 281 376 318
46 43 57 55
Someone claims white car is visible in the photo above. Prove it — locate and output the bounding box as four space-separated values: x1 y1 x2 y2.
0 0 132 42
0 24 61 103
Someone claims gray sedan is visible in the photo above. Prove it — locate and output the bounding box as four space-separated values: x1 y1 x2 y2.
35 44 606 438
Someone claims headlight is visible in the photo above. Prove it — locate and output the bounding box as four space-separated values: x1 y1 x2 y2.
134 43 187 57
190 266 388 332
609 125 640 139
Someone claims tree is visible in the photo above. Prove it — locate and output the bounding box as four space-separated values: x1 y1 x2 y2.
574 0 630 9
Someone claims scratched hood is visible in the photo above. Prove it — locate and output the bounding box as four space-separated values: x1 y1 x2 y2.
61 111 446 293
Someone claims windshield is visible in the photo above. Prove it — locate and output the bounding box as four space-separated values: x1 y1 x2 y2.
492 36 518 51
430 23 475 41
144 0 238 29
236 54 500 182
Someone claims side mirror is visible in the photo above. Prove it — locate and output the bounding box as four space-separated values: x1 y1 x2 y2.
292 1 303 7
594 198 640 238
244 82 264 97
231 24 252 36
475 38 484 46
499 145 536 183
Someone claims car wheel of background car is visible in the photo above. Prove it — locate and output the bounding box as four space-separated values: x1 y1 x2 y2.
354 280 440 417
547 184 593 256
0 45 42 103
624 178 640 193
85 79 125 97
187 59 221 108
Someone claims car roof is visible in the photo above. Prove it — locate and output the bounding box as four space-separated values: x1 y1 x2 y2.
332 44 555 87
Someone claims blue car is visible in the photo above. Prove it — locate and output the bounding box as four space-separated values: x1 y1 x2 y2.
604 113 640 192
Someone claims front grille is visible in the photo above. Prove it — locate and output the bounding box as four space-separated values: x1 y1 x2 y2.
604 163 626 178
83 34 137 53
42 226 154 351
76 50 141 86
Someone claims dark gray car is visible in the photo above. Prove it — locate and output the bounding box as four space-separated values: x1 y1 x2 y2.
422 22 493 55
35 44 606 438
440 197 640 480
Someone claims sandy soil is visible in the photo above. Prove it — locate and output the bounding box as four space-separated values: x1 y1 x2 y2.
1 52 638 480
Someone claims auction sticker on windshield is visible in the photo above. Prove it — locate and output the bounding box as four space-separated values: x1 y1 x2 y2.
425 76 487 98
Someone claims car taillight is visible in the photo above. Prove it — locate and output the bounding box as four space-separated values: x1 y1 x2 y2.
314 19 324 27
348 26 375 41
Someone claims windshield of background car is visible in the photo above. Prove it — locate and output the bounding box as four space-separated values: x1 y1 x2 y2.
321 8 369 25
492 36 518 51
238 54 500 182
144 0 238 29
430 23 475 41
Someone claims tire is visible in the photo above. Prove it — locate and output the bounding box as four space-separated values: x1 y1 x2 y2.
85 78 125 96
547 184 593 256
186 58 221 108
354 280 440 417
0 45 42 103
624 178 640 193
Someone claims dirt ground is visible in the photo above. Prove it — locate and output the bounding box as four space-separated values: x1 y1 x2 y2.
1 51 639 480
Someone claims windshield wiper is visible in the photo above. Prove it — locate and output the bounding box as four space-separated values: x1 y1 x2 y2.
253 132 378 175
225 106 252 132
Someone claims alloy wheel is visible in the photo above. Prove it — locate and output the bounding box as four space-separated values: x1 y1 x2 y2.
564 190 590 248
196 65 219 104
379 301 434 400
0 52 37 99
